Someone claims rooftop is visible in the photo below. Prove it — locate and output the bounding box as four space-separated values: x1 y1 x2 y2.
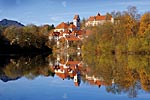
55 22 68 29
88 13 112 21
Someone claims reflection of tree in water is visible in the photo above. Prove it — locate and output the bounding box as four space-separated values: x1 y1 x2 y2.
83 54 150 98
1 55 55 80
1 53 150 97
0 53 83 84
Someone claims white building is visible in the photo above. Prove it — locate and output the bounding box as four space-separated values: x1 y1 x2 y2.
85 13 114 27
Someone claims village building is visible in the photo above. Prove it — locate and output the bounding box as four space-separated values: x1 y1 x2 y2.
85 74 106 88
49 13 114 47
49 14 85 48
85 13 114 26
50 56 82 87
54 15 80 32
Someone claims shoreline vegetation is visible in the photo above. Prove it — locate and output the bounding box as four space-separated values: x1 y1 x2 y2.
0 24 54 55
0 6 150 99
0 6 150 56
81 7 150 96
82 6 150 56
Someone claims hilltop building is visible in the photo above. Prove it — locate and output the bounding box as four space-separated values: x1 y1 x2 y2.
85 13 114 26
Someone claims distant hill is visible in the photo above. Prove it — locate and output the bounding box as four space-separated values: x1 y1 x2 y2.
0 19 24 27
0 74 20 82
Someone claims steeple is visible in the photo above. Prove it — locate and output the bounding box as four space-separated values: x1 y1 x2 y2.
73 15 80 30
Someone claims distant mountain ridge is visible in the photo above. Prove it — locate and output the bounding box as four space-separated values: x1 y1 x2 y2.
0 74 20 82
0 19 24 27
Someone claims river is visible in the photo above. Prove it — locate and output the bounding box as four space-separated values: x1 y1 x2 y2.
0 53 150 100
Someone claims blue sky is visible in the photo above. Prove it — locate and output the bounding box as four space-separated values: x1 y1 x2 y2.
0 0 150 26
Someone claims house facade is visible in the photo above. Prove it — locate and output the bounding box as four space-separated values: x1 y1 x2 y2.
85 13 114 26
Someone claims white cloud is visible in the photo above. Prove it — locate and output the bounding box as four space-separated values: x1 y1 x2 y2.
62 1 67 7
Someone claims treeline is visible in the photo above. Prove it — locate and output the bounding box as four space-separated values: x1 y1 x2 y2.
0 55 55 81
0 24 54 54
82 6 150 55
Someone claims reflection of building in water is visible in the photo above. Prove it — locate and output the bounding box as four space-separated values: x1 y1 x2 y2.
84 72 115 88
48 54 112 88
50 54 82 86
85 75 106 88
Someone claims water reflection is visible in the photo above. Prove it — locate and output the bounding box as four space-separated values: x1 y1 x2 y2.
0 54 150 98
83 54 150 98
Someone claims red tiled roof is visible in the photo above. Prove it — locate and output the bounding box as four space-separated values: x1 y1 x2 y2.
55 22 77 30
66 35 80 41
56 73 67 79
95 80 102 86
67 61 80 65
88 13 112 21
56 22 68 29
88 16 106 21
88 16 95 21
96 16 107 20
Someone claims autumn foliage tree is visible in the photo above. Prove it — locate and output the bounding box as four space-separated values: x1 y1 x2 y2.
3 24 54 49
82 6 150 97
83 6 150 55
139 12 150 35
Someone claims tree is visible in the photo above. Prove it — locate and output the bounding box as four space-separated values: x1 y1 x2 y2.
3 26 20 45
139 12 150 35
39 24 54 36
127 6 138 19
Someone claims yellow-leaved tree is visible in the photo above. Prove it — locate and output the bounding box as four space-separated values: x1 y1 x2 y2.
139 12 150 35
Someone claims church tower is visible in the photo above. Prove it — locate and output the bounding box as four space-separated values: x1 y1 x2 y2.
73 15 80 30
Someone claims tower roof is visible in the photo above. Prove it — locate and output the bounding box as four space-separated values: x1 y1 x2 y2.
74 15 80 20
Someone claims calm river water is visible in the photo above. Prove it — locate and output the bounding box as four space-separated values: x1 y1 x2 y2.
0 54 150 100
